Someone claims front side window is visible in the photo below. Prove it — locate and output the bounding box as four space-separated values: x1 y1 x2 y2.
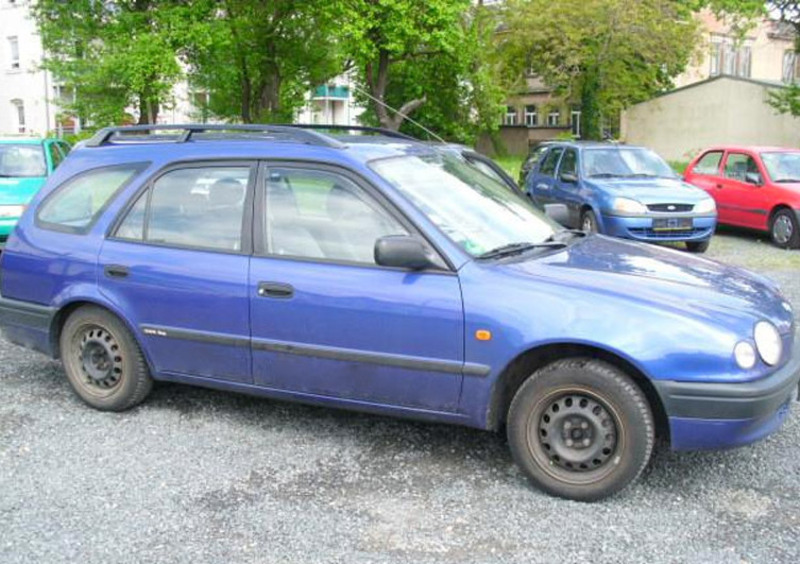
371 153 558 257
558 149 578 177
724 153 760 183
47 143 64 169
0 143 45 177
264 167 407 264
115 166 250 252
38 164 145 232
582 148 675 179
761 152 800 183
693 151 723 175
539 147 564 177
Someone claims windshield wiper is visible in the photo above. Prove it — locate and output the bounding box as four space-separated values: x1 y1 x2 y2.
477 241 567 260
588 173 622 178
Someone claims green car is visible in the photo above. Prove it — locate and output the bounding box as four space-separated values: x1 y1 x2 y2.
0 137 71 246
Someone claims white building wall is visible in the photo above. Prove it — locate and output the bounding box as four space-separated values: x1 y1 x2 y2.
0 0 61 136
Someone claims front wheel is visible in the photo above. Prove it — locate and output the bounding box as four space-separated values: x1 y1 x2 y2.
581 209 598 233
686 239 710 253
770 209 800 249
507 359 654 502
60 306 153 411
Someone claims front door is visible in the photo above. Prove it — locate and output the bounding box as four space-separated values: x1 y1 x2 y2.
99 162 255 383
718 152 770 229
552 147 582 228
248 163 465 412
529 146 564 208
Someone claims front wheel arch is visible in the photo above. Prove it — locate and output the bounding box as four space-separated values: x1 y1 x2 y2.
486 343 669 444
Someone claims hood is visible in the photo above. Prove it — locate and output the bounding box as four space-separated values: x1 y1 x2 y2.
585 177 709 205
0 177 46 205
502 235 794 335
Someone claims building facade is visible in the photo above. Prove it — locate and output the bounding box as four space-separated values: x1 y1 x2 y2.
295 73 365 126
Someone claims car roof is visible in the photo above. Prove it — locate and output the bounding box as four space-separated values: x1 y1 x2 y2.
545 141 641 151
698 145 800 154
0 137 46 145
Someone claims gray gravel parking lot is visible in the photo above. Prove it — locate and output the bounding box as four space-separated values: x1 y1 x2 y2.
1 230 800 564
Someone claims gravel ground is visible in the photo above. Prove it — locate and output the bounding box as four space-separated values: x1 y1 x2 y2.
1 229 799 564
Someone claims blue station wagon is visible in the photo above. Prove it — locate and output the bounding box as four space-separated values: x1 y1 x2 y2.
0 125 797 501
526 142 718 253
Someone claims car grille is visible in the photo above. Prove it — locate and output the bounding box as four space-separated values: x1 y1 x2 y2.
647 203 694 212
627 227 711 240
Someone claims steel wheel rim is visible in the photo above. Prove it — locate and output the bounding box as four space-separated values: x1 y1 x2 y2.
74 325 124 394
773 215 793 245
526 388 623 485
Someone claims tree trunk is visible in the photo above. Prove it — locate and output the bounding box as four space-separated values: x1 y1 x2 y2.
580 67 602 140
366 50 426 131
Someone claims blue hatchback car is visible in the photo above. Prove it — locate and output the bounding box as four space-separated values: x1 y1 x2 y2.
0 125 797 501
526 142 717 253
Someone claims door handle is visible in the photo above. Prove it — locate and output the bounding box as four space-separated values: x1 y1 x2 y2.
536 183 550 190
257 282 294 299
104 265 129 279
715 183 723 189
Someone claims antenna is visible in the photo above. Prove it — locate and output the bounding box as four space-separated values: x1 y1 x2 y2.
349 83 447 145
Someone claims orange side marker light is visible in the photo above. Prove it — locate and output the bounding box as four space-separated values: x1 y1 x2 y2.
475 329 492 341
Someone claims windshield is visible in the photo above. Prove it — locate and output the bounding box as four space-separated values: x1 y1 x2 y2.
761 151 800 183
370 153 559 257
583 147 675 179
0 143 47 178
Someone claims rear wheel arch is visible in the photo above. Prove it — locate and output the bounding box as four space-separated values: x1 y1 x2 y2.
486 343 669 444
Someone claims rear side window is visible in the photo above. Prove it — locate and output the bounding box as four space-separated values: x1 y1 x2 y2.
693 151 723 175
114 165 252 253
539 148 564 177
37 164 146 233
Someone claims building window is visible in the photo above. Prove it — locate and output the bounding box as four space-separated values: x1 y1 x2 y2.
710 43 720 76
547 109 560 127
737 46 751 78
710 38 752 78
524 105 537 127
783 50 799 84
11 99 24 133
503 106 517 126
571 109 581 137
8 36 19 69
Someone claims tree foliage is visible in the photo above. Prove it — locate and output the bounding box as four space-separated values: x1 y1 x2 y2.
33 0 203 125
500 0 702 140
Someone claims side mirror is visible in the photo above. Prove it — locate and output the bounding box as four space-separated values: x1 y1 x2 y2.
560 172 578 184
745 172 762 186
374 235 434 270
544 203 570 225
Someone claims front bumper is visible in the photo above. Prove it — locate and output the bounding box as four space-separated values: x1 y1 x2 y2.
654 333 800 450
601 213 716 242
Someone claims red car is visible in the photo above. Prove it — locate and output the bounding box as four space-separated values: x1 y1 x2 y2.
684 146 800 249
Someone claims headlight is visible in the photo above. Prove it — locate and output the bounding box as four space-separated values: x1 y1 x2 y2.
734 341 757 370
611 197 647 214
754 321 782 366
693 198 716 214
0 205 25 218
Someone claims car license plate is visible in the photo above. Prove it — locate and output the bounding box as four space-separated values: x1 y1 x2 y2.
652 218 693 231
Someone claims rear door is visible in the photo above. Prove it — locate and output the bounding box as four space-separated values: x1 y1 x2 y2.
99 161 255 383
529 146 564 208
248 162 465 412
718 151 770 229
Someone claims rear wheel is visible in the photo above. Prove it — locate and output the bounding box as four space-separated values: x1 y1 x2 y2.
581 209 598 233
507 358 654 501
770 209 800 249
60 306 152 411
686 240 710 253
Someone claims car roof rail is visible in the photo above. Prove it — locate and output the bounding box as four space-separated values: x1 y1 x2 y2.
285 123 416 141
83 123 345 149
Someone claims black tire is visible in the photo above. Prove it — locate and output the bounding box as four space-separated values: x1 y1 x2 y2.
581 209 598 233
685 239 710 253
770 208 800 249
507 358 654 502
60 306 152 411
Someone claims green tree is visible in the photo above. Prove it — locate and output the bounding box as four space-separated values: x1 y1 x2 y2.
501 0 702 140
353 1 505 142
338 0 476 131
33 1 202 126
187 1 342 123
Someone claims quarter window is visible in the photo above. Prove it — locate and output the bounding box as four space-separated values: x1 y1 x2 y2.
38 164 145 232
115 166 251 252
539 147 564 177
693 151 723 175
264 167 407 264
